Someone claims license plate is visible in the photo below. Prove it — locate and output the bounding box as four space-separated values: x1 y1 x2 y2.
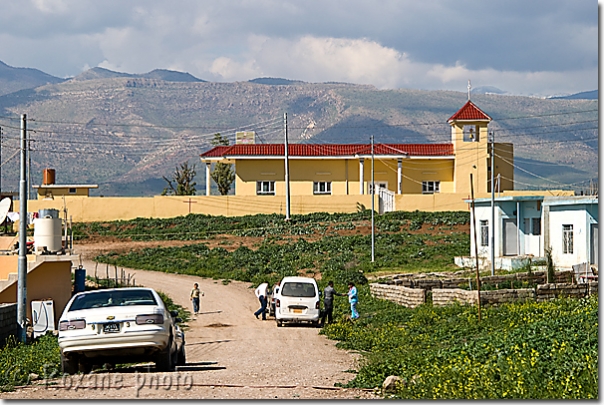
103 323 120 333
293 309 303 314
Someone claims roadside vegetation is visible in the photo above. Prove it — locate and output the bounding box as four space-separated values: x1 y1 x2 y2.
323 289 597 399
73 211 597 399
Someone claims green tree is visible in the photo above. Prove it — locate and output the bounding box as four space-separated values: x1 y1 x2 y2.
210 133 235 195
162 161 197 195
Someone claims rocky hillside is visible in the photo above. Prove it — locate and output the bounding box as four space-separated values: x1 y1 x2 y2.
0 66 597 196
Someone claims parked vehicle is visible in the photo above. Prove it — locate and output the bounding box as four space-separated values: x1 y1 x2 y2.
274 276 320 327
58 287 185 374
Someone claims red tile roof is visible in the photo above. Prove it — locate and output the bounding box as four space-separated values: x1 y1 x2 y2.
447 100 492 122
200 143 454 158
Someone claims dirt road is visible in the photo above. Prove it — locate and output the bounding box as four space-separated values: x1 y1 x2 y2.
3 257 378 400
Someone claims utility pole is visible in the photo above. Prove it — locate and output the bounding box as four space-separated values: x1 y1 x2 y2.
17 114 28 342
490 130 495 276
283 112 291 221
470 173 482 322
371 135 375 263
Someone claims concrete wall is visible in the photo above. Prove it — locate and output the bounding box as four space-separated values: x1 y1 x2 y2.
0 257 73 327
0 303 17 346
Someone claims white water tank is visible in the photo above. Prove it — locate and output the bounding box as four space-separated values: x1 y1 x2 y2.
34 217 62 253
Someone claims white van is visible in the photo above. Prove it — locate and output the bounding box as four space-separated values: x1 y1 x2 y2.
274 276 320 327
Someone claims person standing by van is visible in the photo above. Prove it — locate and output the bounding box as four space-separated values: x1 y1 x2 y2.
190 283 204 315
346 282 359 320
321 281 340 325
254 282 269 320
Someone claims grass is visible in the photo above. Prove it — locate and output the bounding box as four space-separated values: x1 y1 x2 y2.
322 288 598 399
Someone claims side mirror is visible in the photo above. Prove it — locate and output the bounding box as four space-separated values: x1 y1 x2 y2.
318 291 322 297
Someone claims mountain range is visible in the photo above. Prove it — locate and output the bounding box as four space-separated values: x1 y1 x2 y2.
0 61 598 196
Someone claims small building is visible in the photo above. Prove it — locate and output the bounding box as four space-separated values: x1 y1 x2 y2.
32 168 98 200
458 195 598 270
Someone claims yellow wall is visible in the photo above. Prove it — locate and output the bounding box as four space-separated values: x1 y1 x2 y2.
23 189 575 224
0 259 73 325
36 187 91 199
492 143 514 191
234 158 456 196
28 195 377 222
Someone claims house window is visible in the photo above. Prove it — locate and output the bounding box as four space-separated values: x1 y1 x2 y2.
531 218 541 236
422 181 440 194
367 182 388 194
69 188 77 194
256 181 275 195
313 181 331 195
480 220 489 247
563 224 573 254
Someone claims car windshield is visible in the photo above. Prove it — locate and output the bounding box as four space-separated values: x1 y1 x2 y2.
69 290 158 311
280 282 316 297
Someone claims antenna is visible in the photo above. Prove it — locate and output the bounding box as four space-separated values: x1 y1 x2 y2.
467 80 472 100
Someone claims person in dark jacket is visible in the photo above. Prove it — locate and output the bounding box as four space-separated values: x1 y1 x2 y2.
320 281 341 325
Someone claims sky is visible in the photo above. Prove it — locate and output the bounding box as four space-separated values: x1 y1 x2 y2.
0 0 598 97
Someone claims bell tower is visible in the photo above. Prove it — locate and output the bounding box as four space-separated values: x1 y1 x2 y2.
448 97 492 194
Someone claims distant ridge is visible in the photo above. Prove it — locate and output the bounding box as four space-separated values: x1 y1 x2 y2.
72 67 205 83
249 77 305 85
549 90 598 100
0 60 64 96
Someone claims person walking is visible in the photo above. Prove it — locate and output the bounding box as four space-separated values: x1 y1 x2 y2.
190 283 204 315
254 281 269 320
346 282 359 320
320 281 340 326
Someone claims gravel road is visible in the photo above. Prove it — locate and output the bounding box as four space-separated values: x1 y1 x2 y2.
3 258 379 400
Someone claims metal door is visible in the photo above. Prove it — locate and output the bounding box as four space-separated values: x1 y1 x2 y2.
503 218 518 256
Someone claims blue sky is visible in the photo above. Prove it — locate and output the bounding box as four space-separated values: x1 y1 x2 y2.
0 0 598 97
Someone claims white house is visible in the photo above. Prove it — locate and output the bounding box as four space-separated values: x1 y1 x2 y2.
542 196 598 269
457 195 598 271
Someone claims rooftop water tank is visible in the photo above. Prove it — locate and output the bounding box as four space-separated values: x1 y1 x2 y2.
33 216 62 253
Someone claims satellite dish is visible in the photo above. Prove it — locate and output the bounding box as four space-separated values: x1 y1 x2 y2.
0 198 11 225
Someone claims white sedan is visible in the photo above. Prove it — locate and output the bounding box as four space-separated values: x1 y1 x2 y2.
58 287 185 374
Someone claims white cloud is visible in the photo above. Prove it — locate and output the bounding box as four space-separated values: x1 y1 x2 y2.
0 1 596 96
201 35 596 96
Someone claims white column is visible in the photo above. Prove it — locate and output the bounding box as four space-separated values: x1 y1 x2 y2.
205 162 211 196
397 158 402 194
359 158 364 195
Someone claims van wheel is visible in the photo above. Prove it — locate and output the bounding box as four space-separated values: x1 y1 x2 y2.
276 320 282 327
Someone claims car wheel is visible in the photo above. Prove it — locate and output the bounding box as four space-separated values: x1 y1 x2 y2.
176 345 186 366
276 320 282 327
61 353 78 375
78 360 92 374
155 341 175 372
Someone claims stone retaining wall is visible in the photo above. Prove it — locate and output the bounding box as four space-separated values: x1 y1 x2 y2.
369 283 426 308
536 282 598 302
381 270 575 290
0 303 17 346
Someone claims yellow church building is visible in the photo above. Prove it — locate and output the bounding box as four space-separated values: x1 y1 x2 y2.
200 100 516 212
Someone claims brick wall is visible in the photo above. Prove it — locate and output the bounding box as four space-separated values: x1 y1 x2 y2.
0 303 17 346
